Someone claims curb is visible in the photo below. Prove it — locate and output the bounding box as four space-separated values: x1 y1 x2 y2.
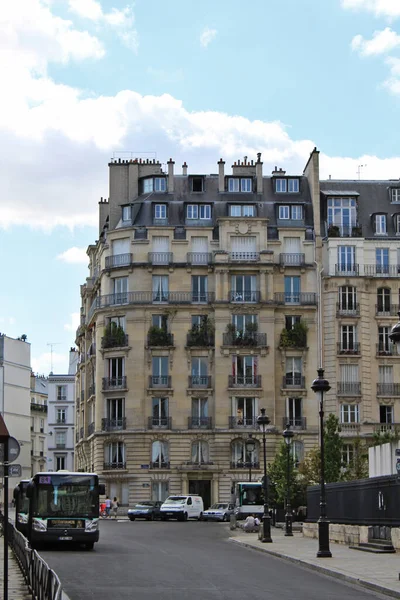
229 538 400 600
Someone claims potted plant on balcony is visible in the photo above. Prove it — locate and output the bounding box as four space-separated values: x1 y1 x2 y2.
327 225 340 237
243 321 258 346
147 325 171 346
188 317 214 346
102 322 126 348
352 225 362 237
279 320 308 348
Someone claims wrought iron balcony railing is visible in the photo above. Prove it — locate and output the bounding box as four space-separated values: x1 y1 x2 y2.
102 376 127 391
88 422 95 436
101 417 127 431
147 416 172 429
377 383 400 396
188 375 212 388
148 375 172 388
282 417 307 430
279 253 305 266
188 416 212 429
101 333 129 349
337 343 361 355
282 375 305 388
30 403 48 412
222 332 267 347
147 332 174 347
376 344 399 356
105 253 133 268
186 330 214 347
229 290 260 303
103 462 126 470
337 382 361 395
228 375 262 388
187 252 213 265
274 292 317 305
230 461 260 469
88 291 215 317
150 461 170 469
229 416 259 428
375 304 399 316
336 302 360 317
326 224 362 238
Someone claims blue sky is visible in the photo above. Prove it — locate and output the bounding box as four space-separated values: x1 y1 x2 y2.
2 0 400 373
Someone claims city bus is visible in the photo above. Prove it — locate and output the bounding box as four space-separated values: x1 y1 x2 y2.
13 480 30 536
25 471 105 549
233 481 264 519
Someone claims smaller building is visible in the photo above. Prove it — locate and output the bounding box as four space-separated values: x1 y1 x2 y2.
47 349 78 472
30 373 48 475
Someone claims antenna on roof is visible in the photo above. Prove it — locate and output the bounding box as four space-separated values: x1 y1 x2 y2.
357 164 366 180
47 342 61 373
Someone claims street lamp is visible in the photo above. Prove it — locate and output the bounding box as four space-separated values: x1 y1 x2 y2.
282 424 294 537
257 408 272 543
311 368 332 558
245 434 256 482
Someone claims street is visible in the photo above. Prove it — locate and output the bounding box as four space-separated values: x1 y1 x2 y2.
40 521 388 600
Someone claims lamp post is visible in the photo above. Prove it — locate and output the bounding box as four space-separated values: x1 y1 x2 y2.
282 424 294 537
245 434 256 482
257 408 272 543
311 368 332 558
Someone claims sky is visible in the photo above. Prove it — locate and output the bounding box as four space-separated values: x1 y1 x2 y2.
2 0 400 374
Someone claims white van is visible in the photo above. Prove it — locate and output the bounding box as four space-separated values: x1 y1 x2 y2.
160 495 204 521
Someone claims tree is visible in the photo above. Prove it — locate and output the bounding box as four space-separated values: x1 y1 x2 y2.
268 442 304 509
342 436 369 481
324 413 343 483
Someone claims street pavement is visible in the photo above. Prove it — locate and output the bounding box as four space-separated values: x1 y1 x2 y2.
0 540 31 599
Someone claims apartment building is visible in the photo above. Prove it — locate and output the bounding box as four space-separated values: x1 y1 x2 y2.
30 373 48 475
318 177 400 465
75 152 320 507
47 349 78 472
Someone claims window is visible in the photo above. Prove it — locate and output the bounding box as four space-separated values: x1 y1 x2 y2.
279 205 303 220
191 177 204 192
56 456 66 471
113 277 128 303
287 397 302 427
231 439 258 466
192 314 207 328
391 189 400 203
122 205 132 222
284 276 301 303
379 365 393 383
192 398 208 426
152 397 169 426
327 197 357 229
232 397 257 426
340 325 356 351
56 409 66 424
342 444 354 467
152 440 169 467
108 357 124 381
340 404 360 423
228 178 252 192
105 441 125 466
288 179 299 193
380 405 393 424
291 441 304 466
339 364 359 389
377 288 391 313
152 314 168 329
228 178 239 192
376 248 389 274
276 179 287 193
378 326 391 353
231 275 257 302
186 205 211 220
338 286 357 312
192 275 208 302
143 178 153 193
40 418 45 433
106 397 125 427
230 236 257 260
291 205 303 220
279 205 290 219
285 315 301 331
285 357 302 386
152 481 169 502
375 214 387 235
191 441 209 464
31 417 34 432
57 385 67 401
55 432 66 448
232 355 258 385
337 246 356 273
143 178 166 193
232 314 257 334
152 357 169 385
191 357 208 385
155 204 167 219
152 275 169 302
241 178 252 192
229 205 255 217
109 315 125 331
396 215 400 234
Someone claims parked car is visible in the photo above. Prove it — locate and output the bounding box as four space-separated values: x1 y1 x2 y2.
160 495 204 521
202 503 235 522
128 501 163 521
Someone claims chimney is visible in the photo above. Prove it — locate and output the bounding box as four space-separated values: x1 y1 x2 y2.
218 158 225 192
271 166 281 176
167 158 175 193
182 162 188 176
256 152 263 194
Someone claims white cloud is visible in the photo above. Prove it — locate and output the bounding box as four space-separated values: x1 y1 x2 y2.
68 0 138 52
31 351 66 376
147 67 185 84
200 27 217 48
342 0 400 19
64 313 80 332
351 28 400 55
57 247 88 264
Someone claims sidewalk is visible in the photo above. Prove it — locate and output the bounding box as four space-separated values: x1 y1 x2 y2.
0 539 31 599
230 527 400 599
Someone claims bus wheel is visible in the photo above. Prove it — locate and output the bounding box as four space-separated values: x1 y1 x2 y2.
85 542 95 550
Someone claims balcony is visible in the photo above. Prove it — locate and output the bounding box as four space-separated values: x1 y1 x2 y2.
88 422 95 436
102 376 127 391
105 253 133 269
279 326 307 349
229 416 259 429
148 252 173 265
229 290 260 303
101 417 126 431
336 302 360 317
188 417 212 429
222 331 267 347
375 304 399 316
337 343 361 355
56 443 66 449
374 423 400 434
377 383 400 396
230 461 260 469
282 417 307 430
279 253 305 266
340 423 361 433
282 375 305 389
187 252 213 265
364 265 400 277
150 461 170 469
326 224 362 238
228 375 262 388
147 329 174 347
274 293 317 305
186 328 214 347
277 218 305 228
103 462 126 470
148 375 172 388
30 403 48 413
337 382 361 396
88 291 215 315
229 252 260 262
188 375 212 388
57 395 67 401
335 264 359 276
148 416 172 429
376 344 400 356
101 332 129 349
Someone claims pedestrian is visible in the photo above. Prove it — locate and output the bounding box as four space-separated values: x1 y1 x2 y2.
243 514 256 532
105 496 111 518
111 496 119 519
254 515 260 527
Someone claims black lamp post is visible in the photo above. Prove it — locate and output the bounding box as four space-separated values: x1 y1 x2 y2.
282 424 294 537
311 368 332 558
257 408 272 543
245 434 256 482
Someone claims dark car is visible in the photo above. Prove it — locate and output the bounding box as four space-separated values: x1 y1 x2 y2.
128 501 163 521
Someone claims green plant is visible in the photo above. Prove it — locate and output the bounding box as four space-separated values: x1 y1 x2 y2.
188 316 214 346
352 226 362 237
342 437 369 480
328 225 340 237
279 320 308 348
373 430 400 446
103 323 126 346
147 325 171 346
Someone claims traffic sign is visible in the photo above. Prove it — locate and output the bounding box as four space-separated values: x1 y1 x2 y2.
396 459 400 474
0 437 21 463
0 464 22 477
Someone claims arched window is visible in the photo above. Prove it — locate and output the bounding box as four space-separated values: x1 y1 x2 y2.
231 439 259 468
151 440 169 468
377 287 391 313
191 441 209 464
104 441 125 469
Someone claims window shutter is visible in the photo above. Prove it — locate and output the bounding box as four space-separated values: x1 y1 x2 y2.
112 238 130 255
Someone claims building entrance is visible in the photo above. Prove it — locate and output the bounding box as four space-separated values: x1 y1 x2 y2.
188 479 211 509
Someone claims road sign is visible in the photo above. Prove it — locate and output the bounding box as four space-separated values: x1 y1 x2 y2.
396 459 400 474
0 464 22 477
0 437 21 463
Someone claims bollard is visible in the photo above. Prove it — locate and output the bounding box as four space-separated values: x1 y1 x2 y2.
229 514 236 531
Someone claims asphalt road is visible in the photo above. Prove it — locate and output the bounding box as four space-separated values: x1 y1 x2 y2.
40 520 388 600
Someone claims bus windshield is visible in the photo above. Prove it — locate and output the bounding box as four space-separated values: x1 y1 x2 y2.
32 474 98 518
239 484 263 506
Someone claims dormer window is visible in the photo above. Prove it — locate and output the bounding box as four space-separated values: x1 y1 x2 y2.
395 214 400 235
279 205 303 220
288 179 299 193
143 177 167 194
191 177 204 193
229 205 255 217
275 178 300 193
155 204 167 220
228 177 252 193
374 214 387 235
391 188 400 203
187 205 211 220
122 205 132 222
